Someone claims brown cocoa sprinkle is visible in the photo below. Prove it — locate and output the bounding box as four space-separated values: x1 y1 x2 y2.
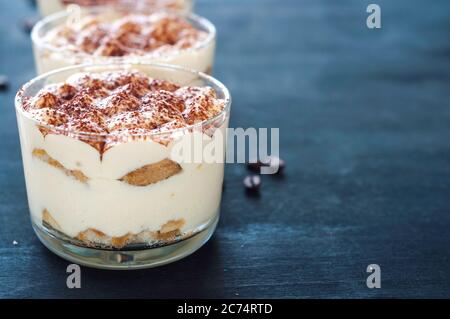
97 91 140 116
142 90 185 113
45 12 207 57
21 70 226 153
34 92 58 109
119 82 150 98
149 79 180 92
58 83 77 100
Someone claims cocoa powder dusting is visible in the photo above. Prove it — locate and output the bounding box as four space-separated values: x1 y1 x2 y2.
21 70 226 153
45 12 207 57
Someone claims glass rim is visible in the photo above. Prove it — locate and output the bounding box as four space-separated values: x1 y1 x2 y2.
15 62 231 139
31 5 216 62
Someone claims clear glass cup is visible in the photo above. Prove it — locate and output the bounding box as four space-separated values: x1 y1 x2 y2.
31 5 215 75
15 63 231 269
37 0 194 17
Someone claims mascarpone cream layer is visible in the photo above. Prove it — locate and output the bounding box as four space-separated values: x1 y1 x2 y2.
17 69 228 240
19 118 227 238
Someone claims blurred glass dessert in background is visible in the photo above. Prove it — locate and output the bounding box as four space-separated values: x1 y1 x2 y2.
37 0 193 16
32 7 215 74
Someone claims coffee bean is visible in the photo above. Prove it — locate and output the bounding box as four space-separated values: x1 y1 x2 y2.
247 156 285 174
0 75 9 92
268 156 285 174
247 159 264 172
21 18 36 33
243 175 261 191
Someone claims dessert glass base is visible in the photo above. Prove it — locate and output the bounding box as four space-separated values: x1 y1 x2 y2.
33 213 219 269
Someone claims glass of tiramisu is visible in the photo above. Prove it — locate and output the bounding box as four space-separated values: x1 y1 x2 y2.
15 63 231 269
37 0 194 17
31 5 215 74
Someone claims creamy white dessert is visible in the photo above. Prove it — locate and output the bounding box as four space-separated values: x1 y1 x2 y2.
32 10 215 74
37 0 193 17
16 68 229 249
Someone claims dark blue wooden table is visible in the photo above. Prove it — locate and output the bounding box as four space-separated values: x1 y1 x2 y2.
1 0 449 298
